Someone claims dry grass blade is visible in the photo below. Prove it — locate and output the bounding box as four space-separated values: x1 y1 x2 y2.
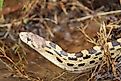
0 45 24 76
89 22 121 80
43 21 54 38
23 0 39 17
79 26 98 45
51 72 66 81
0 40 32 80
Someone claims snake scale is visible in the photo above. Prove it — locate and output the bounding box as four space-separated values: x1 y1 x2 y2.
19 32 121 73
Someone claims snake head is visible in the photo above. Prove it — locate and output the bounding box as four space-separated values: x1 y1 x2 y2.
19 32 46 50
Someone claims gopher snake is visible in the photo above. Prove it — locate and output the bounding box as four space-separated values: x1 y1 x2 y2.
19 32 121 73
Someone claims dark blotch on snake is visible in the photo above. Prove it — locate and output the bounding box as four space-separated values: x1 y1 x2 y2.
46 45 51 49
78 63 85 66
95 52 102 56
117 48 121 51
56 57 63 63
101 47 104 50
68 57 77 61
99 57 102 60
31 43 36 48
73 67 78 69
45 50 54 55
54 50 62 57
75 52 83 57
60 50 68 56
116 56 121 62
111 53 114 55
74 70 79 72
115 55 121 62
63 58 67 60
49 42 56 49
67 63 74 66
111 40 120 47
90 60 95 64
110 48 115 50
95 62 98 64
88 48 97 54
83 55 91 59
94 57 98 59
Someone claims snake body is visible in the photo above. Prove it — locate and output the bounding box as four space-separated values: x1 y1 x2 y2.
19 32 121 73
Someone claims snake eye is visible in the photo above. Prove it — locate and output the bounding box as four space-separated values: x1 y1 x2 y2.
27 37 31 41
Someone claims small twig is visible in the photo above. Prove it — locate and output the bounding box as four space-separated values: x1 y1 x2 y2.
70 10 121 22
